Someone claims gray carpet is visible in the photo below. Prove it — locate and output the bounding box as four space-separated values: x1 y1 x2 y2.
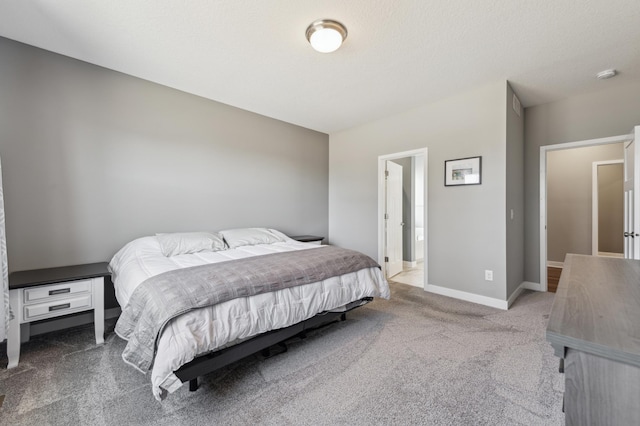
0 284 564 425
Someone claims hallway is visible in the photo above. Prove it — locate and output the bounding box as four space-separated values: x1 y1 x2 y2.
390 261 423 288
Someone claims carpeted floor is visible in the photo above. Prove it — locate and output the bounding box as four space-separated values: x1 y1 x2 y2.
0 283 564 425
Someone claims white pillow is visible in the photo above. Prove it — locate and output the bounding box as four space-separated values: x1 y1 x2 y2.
156 232 227 257
220 228 285 249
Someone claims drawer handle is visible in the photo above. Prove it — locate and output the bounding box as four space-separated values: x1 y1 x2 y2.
49 303 71 311
49 288 71 296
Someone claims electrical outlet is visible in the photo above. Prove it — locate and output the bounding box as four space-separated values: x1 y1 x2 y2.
484 270 493 281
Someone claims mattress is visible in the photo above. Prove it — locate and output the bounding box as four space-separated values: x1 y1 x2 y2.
109 232 390 400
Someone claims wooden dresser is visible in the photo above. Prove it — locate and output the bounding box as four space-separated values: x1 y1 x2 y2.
546 254 640 425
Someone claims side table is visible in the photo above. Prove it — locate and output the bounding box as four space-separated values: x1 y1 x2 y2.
7 262 110 368
289 235 324 245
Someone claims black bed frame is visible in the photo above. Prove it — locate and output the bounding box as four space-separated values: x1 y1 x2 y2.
174 298 373 391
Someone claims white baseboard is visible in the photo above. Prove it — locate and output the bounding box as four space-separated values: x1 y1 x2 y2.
547 261 564 269
507 281 541 308
522 281 543 291
507 284 526 308
403 261 417 269
424 284 508 310
598 251 624 258
424 281 545 311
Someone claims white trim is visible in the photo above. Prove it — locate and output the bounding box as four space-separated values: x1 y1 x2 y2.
507 283 526 308
424 281 542 310
522 281 543 291
507 285 525 308
547 260 564 269
403 260 417 269
592 159 624 256
425 284 508 310
378 148 428 289
540 133 632 293
632 127 640 259
507 281 546 308
598 251 624 258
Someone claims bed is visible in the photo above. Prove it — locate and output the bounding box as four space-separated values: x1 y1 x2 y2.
109 228 390 400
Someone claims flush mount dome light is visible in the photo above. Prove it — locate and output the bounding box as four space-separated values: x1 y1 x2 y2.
306 19 347 53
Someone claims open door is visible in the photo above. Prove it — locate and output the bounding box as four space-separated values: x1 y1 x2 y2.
623 126 640 259
385 161 403 277
0 157 7 343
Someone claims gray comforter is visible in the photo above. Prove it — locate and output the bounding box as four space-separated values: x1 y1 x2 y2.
115 246 380 371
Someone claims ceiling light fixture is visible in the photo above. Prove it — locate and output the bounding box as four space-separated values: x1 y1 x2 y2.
596 69 617 80
306 19 347 53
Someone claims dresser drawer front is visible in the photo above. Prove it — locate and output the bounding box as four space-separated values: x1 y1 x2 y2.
23 280 92 303
23 293 93 321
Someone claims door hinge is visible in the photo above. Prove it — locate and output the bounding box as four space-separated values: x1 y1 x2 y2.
385 170 389 178
384 213 389 219
384 256 389 262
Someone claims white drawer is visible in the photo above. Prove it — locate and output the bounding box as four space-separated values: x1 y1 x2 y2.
23 293 93 321
23 280 92 304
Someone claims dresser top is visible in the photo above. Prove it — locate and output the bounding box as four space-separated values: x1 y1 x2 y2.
9 262 110 289
546 254 640 367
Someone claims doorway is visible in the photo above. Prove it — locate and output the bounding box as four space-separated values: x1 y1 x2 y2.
377 148 428 289
592 160 624 257
539 131 636 291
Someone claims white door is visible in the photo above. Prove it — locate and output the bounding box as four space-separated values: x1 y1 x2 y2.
385 161 403 277
624 128 640 259
0 157 7 342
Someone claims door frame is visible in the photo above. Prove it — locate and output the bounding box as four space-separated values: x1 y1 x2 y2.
624 134 640 259
540 133 632 291
591 159 624 256
378 148 428 288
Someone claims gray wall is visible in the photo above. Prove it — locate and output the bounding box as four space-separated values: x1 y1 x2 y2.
0 37 329 272
506 83 524 297
329 81 508 301
546 144 623 262
598 163 623 254
524 81 640 282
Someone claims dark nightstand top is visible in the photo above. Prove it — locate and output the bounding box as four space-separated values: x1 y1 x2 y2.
9 262 110 289
289 235 324 243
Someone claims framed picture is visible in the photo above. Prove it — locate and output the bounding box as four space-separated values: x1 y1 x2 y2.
444 156 482 186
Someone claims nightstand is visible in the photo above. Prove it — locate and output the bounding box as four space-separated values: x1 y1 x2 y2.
6 262 110 369
289 235 324 245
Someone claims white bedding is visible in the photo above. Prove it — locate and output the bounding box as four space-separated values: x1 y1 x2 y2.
109 232 390 400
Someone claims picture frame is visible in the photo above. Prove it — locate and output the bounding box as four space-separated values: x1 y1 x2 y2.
444 156 482 186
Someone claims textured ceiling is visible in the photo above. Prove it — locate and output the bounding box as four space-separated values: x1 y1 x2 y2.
1 0 639 133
